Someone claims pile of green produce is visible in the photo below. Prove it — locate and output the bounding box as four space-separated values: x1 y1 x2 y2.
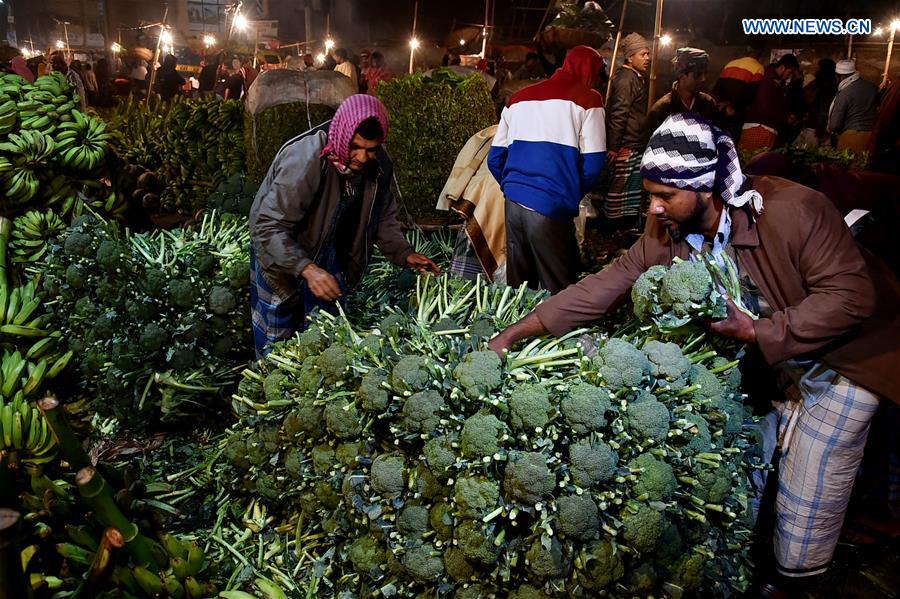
207 254 757 597
377 73 496 222
739 145 869 171
244 101 335 183
108 97 245 214
0 72 125 218
206 172 260 217
34 210 252 426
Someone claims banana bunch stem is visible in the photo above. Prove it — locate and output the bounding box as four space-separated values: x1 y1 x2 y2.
37 395 90 471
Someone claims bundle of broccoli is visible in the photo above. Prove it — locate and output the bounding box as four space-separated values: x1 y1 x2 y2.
36 210 252 426
212 256 758 597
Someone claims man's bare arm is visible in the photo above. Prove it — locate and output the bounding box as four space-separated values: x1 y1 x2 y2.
488 311 549 357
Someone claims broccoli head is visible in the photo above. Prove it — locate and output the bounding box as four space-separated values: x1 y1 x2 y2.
556 494 599 540
323 397 362 439
508 585 549 599
689 363 725 405
423 435 457 480
401 390 445 434
470 318 495 339
453 476 499 518
632 264 668 321
167 279 199 309
169 347 197 370
359 368 389 412
625 395 671 443
443 546 475 582
254 472 283 500
96 240 126 272
65 264 87 288
74 296 97 318
317 343 351 384
397 505 431 538
568 439 618 487
349 535 386 580
453 520 500 564
654 520 684 564
402 543 444 581
177 313 207 342
593 338 651 390
503 451 555 505
226 261 250 288
379 313 405 335
460 412 506 459
63 231 93 257
669 551 706 590
335 441 362 469
710 397 745 436
92 312 116 340
621 505 665 553
677 413 712 457
525 536 568 581
509 383 551 431
370 454 406 497
208 285 237 315
139 322 168 352
693 462 733 504
453 350 502 399
626 563 658 594
311 443 336 474
142 268 168 297
713 356 742 393
294 326 326 360
628 453 677 501
190 253 218 276
434 316 461 332
430 502 454 541
660 258 717 318
561 382 612 434
643 340 692 386
391 355 432 391
577 539 624 590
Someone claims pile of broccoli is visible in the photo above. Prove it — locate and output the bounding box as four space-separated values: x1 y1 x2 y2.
216 260 758 598
37 211 252 425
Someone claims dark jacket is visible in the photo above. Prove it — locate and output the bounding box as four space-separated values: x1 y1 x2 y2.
644 84 719 143
828 76 878 134
745 64 786 130
249 124 414 299
535 175 900 404
606 65 647 152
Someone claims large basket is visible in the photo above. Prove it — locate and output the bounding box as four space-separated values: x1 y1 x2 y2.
540 26 608 50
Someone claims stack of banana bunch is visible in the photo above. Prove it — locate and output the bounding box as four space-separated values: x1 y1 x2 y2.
8 209 66 264
0 129 55 207
0 394 58 466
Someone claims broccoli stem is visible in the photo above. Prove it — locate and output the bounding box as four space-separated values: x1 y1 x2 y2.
710 359 740 374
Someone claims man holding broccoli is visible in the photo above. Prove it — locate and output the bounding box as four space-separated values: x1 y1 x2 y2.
249 95 440 358
490 113 899 593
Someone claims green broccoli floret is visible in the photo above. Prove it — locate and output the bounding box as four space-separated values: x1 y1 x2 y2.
294 326 326 360
167 279 199 308
190 253 218 275
453 476 499 518
631 264 668 321
669 551 706 590
713 356 742 393
643 340 692 387
370 454 406 497
577 539 624 590
397 505 431 538
391 355 432 391
401 390 445 434
357 369 388 413
423 435 457 480
453 350 502 399
323 397 362 439
254 472 282 500
593 338 651 390
96 240 125 272
358 333 381 356
689 363 725 404
283 446 305 479
434 316 461 332
139 322 168 352
470 318 495 339
508 585 549 599
454 520 500 564
443 546 475 581
402 543 444 581
335 441 362 469
63 231 93 257
629 453 677 501
316 343 350 384
693 463 733 504
621 505 665 553
296 357 322 395
660 258 717 318
626 563 658 594
177 313 207 341
568 439 618 487
509 384 551 431
460 412 506 459
711 397 745 436
504 451 555 505
556 494 599 540
311 443 335 474
210 336 234 356
142 268 168 297
93 312 116 340
65 264 87 288
208 285 236 315
74 296 97 318
561 382 612 434
349 535 386 580
678 414 712 457
654 520 684 563
525 536 568 581
430 502 454 541
379 313 405 335
169 347 196 370
415 461 450 502
226 261 250 288
625 394 671 443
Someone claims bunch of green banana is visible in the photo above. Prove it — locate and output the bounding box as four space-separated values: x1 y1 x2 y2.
0 349 72 402
55 110 111 172
0 72 30 102
0 393 57 464
0 130 55 208
0 97 18 135
9 209 65 264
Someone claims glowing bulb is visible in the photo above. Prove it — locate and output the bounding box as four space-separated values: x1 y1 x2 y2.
55 40 65 49
316 52 326 64
660 34 672 46
459 38 466 46
160 30 173 45
234 14 249 31
410 37 420 50
20 48 30 58
111 42 122 53
324 38 335 51
892 19 900 31
875 26 884 36
203 34 216 48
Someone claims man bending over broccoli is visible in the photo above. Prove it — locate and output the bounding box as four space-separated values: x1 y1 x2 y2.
249 94 440 358
489 113 899 594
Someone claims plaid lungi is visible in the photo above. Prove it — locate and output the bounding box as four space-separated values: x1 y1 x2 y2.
738 123 778 151
602 148 645 220
774 368 880 577
449 227 486 281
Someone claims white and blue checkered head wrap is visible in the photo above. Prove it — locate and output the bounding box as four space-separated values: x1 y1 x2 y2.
640 113 764 215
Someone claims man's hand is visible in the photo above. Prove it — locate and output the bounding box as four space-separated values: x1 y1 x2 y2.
708 296 757 343
406 253 441 275
488 332 513 358
301 264 342 301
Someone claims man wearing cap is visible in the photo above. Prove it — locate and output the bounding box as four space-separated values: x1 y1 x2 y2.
828 59 878 152
249 95 440 357
490 113 900 590
739 54 799 150
713 44 766 140
643 47 719 144
603 33 651 231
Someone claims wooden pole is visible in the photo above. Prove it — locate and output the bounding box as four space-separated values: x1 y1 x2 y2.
847 34 853 59
883 26 896 88
647 0 664 110
408 0 418 74
607 0 629 100
481 0 490 59
146 5 169 103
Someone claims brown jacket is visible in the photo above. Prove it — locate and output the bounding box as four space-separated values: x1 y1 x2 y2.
536 175 900 404
249 127 414 299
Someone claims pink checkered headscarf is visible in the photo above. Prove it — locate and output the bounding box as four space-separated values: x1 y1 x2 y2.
321 94 390 168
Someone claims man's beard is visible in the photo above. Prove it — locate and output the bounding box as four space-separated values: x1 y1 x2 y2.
665 192 706 241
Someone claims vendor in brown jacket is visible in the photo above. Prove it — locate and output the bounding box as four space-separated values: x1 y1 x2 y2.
249 95 439 357
490 113 900 589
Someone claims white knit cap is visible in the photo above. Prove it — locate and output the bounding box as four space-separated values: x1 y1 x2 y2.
835 59 856 75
